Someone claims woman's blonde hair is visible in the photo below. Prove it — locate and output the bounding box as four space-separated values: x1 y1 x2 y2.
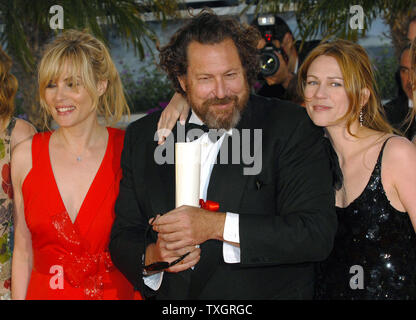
298 39 393 136
38 29 129 128
0 45 18 130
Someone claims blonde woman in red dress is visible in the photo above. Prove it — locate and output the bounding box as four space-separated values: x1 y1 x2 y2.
11 30 141 300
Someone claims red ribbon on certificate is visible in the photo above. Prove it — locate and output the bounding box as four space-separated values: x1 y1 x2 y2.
199 199 219 212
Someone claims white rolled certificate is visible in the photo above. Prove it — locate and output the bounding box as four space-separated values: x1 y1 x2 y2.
175 142 201 208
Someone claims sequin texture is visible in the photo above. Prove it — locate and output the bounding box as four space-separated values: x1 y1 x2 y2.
315 138 416 300
33 210 115 299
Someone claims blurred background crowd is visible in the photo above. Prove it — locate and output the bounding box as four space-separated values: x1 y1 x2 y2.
1 0 415 131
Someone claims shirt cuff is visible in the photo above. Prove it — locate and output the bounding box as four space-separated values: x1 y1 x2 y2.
223 212 241 263
143 271 164 291
224 212 240 243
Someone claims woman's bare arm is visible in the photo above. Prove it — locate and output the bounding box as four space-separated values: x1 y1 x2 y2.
11 139 34 299
157 93 190 144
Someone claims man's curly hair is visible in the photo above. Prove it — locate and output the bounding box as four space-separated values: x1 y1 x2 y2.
159 9 261 96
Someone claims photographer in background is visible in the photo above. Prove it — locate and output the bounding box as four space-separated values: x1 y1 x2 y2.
383 45 416 140
253 14 320 102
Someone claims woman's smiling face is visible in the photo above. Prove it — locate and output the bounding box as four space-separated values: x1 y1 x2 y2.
304 55 351 128
43 62 106 128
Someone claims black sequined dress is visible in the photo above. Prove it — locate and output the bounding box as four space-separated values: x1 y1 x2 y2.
315 138 416 299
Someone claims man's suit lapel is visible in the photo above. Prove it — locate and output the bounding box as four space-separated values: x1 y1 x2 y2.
207 134 250 211
189 101 255 298
208 98 255 211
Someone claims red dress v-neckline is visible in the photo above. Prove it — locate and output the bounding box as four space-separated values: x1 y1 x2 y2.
47 127 111 226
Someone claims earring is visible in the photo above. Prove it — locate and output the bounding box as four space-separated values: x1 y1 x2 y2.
359 110 364 127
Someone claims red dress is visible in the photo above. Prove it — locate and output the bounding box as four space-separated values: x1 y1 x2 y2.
22 127 141 300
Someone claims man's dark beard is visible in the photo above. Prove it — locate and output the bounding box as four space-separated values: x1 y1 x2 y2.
187 88 249 130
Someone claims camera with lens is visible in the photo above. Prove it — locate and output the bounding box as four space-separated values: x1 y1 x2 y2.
256 15 288 77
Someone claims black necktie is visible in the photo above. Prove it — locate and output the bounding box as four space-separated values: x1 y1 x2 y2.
186 122 209 142
185 123 227 143
186 122 209 133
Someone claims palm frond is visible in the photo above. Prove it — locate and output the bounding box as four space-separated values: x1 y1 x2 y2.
0 0 179 72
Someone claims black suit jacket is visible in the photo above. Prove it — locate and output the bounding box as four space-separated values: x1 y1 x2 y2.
109 94 337 299
383 95 416 140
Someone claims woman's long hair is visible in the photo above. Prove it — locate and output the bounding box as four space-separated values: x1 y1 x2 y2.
0 46 18 130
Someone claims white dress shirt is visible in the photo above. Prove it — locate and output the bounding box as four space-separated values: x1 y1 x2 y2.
144 112 241 290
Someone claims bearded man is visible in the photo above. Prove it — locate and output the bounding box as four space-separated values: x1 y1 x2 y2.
109 10 336 300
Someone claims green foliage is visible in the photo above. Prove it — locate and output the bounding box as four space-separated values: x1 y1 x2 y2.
372 46 399 100
0 0 179 73
0 0 179 125
246 0 413 41
13 91 25 117
119 60 175 113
